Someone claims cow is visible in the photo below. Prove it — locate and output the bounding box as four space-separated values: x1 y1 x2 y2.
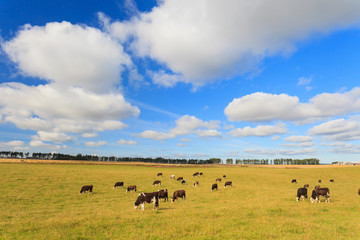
181 179 186 184
170 174 175 180
358 188 360 196
193 181 199 187
224 181 232 187
291 179 297 183
157 173 163 177
318 180 322 183
193 172 199 177
330 179 334 183
171 190 186 203
134 192 159 211
199 172 203 176
216 178 222 182
126 185 137 193
311 187 330 203
223 175 226 178
177 177 183 181
80 185 93 194
153 180 161 186
211 183 218 192
157 189 168 202
296 187 308 201
304 184 309 188
314 185 321 190
113 182 124 189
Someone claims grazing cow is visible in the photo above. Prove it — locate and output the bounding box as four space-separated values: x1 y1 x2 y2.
304 184 309 188
358 188 360 196
224 181 232 187
193 181 199 187
318 180 322 183
171 190 186 203
134 192 159 211
311 187 330 203
153 180 161 186
113 182 124 189
291 179 297 183
216 178 222 182
80 185 93 194
177 177 183 181
126 185 137 193
330 179 334 183
296 187 308 201
223 175 226 178
199 172 203 176
170 175 175 180
211 183 218 192
157 173 163 177
158 189 168 202
181 179 186 184
193 172 199 177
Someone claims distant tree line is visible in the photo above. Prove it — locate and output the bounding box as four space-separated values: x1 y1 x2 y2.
0 151 319 165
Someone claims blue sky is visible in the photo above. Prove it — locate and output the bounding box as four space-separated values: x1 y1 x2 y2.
1 0 360 163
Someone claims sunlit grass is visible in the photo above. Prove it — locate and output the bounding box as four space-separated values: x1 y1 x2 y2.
0 162 359 239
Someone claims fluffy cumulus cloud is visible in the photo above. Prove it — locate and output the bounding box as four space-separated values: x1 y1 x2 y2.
225 88 360 123
118 139 138 145
0 140 28 151
107 0 360 87
138 115 221 140
308 117 360 141
229 123 287 137
29 140 66 150
285 135 313 143
244 147 316 156
85 141 107 147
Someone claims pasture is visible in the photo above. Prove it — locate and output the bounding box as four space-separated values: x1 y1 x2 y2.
0 161 360 239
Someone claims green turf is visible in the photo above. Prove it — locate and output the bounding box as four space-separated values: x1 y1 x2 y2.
0 163 359 239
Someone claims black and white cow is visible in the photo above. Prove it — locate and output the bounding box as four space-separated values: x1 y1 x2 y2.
126 185 137 193
171 190 186 203
158 189 168 202
211 183 218 192
134 192 159 211
153 180 161 186
291 179 297 183
310 187 330 203
80 185 93 194
181 179 186 184
224 181 232 187
113 182 124 189
193 181 199 187
296 187 308 201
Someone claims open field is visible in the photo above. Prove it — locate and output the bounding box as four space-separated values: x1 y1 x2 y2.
1 160 360 239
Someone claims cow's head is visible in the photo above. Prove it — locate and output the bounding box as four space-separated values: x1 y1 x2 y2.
134 193 145 209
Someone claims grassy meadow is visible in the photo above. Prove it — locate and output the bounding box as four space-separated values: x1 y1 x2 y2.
0 161 360 239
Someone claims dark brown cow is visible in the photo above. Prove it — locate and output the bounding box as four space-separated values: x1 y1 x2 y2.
216 178 222 182
126 185 137 193
304 184 309 188
318 180 322 183
153 180 161 186
193 181 199 187
113 182 124 189
134 192 159 210
177 177 183 181
171 190 186 203
330 179 334 183
193 172 199 177
211 183 218 192
157 173 163 177
199 172 203 176
310 187 330 203
296 187 308 201
358 188 360 195
291 179 297 183
181 179 186 184
223 175 226 178
224 181 232 187
80 185 93 193
158 189 168 202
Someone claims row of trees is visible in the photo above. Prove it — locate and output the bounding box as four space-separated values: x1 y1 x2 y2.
0 151 320 165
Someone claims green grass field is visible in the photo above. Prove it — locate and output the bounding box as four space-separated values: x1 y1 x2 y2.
1 162 360 239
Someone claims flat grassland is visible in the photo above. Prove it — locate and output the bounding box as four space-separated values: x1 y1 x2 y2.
0 160 359 239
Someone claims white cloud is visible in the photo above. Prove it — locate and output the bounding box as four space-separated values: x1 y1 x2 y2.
32 131 72 144
81 133 98 138
244 147 316 156
2 21 131 93
230 123 287 137
308 117 360 141
138 115 221 140
29 140 66 150
108 0 360 87
285 135 313 143
0 140 28 151
118 139 138 145
85 141 107 147
298 76 312 86
225 87 360 123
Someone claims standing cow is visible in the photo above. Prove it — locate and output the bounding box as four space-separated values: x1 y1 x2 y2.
224 181 232 187
193 181 199 187
177 177 183 181
158 189 168 202
171 190 186 203
170 175 175 180
126 185 137 193
216 178 222 182
310 187 330 203
211 183 218 192
134 192 159 211
157 173 163 177
296 187 308 201
153 180 161 186
80 185 93 194
291 179 297 183
113 182 124 189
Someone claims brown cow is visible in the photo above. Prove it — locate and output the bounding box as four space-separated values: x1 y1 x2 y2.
153 180 161 186
296 187 308 201
158 189 168 202
291 179 297 183
177 177 183 181
304 184 309 188
193 172 199 177
193 181 199 187
134 192 159 210
211 183 218 192
310 187 330 203
80 185 93 194
224 181 232 187
330 179 334 183
113 182 124 189
358 188 360 195
126 185 137 193
157 173 163 177
171 190 186 203
216 178 222 182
